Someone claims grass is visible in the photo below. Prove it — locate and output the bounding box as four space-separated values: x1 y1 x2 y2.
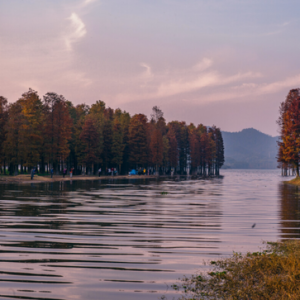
167 240 300 300
286 177 300 186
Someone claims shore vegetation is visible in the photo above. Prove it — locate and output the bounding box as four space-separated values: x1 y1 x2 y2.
167 240 300 300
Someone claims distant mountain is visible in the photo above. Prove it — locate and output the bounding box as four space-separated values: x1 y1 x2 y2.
222 128 279 169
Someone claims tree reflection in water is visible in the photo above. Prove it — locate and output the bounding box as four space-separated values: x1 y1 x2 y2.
280 183 300 239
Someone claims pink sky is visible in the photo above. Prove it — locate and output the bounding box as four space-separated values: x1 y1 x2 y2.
1 0 299 136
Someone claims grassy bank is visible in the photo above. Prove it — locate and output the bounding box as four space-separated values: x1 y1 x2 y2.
167 240 300 300
286 177 300 186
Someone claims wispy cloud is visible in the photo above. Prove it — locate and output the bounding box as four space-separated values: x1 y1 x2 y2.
65 13 86 51
112 59 262 104
140 63 153 79
192 58 213 71
82 0 98 6
201 74 300 103
258 74 300 94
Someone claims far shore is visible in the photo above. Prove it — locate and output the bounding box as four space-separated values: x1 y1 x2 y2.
0 173 220 184
0 174 162 184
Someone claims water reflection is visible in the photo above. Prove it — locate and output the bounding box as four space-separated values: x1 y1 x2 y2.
0 171 296 300
279 183 300 238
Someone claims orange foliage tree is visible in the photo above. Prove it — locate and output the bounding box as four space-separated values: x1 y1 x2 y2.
43 92 72 172
0 96 8 173
1 92 224 176
278 89 300 176
128 114 148 168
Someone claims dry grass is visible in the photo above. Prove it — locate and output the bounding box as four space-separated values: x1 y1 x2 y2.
169 240 300 300
286 177 300 186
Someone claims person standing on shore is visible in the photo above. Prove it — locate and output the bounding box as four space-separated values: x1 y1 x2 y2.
70 168 73 178
31 168 35 180
50 168 54 178
98 168 101 177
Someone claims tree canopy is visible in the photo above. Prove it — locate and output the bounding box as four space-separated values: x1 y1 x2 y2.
0 89 224 176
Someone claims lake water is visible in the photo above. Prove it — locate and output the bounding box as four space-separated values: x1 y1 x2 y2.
0 169 299 300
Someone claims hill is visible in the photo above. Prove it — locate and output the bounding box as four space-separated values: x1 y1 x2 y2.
222 128 279 169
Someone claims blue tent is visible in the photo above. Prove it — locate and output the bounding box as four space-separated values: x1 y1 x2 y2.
129 169 137 175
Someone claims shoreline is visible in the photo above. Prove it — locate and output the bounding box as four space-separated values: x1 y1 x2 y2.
0 174 161 184
0 173 219 184
285 177 300 186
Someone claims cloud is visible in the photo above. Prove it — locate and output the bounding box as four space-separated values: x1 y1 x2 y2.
146 61 261 99
140 63 153 79
65 13 86 51
156 72 219 97
200 74 300 103
83 0 98 6
111 58 263 105
258 74 300 94
192 58 213 71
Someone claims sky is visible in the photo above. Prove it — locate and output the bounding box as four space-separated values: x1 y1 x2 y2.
1 0 300 136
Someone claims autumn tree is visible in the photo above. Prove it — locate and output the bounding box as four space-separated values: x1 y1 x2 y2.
102 108 114 168
0 96 8 173
111 117 125 172
149 106 166 174
128 114 148 168
167 126 178 171
18 89 44 169
189 124 201 174
162 135 170 172
0 90 225 177
114 108 131 174
150 128 163 174
72 104 90 173
207 128 216 175
277 89 300 176
89 100 105 168
168 121 189 174
214 127 224 175
79 117 100 174
4 102 23 174
43 92 72 172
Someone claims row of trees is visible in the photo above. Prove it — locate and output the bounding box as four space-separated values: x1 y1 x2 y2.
277 89 300 176
0 89 224 176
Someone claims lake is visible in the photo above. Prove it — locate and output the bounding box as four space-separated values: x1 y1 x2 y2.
0 169 298 300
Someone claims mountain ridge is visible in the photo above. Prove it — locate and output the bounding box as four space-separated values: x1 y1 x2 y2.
222 128 279 169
